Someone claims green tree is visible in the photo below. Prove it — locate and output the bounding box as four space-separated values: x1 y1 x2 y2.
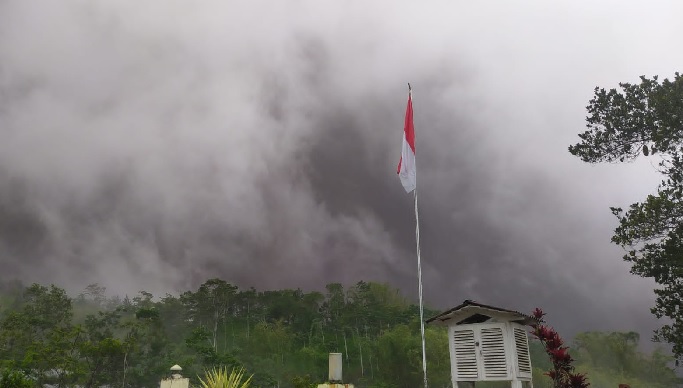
572 331 680 387
569 72 683 359
115 292 174 388
78 310 126 388
181 279 238 352
290 374 315 388
4 279 680 388
0 370 33 388
574 331 640 373
233 288 258 341
77 284 108 308
0 284 81 386
374 324 420 387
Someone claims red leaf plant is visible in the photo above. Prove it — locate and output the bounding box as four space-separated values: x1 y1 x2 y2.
531 308 589 388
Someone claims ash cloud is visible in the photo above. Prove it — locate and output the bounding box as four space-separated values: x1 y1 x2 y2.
1 0 683 340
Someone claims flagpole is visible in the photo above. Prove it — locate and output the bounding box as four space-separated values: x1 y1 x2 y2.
410 83 429 388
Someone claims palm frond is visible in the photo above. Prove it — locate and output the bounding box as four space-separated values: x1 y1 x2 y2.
197 366 253 388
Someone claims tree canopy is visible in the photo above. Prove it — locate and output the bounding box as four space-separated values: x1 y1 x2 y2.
569 72 683 359
0 279 679 388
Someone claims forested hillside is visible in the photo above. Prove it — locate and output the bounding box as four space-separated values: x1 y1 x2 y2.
0 279 679 388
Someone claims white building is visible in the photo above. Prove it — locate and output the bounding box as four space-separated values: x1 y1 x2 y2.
426 300 536 388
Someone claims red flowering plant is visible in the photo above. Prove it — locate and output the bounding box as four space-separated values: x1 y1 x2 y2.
530 308 589 388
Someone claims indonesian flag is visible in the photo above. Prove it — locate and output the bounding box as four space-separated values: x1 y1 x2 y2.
397 91 416 193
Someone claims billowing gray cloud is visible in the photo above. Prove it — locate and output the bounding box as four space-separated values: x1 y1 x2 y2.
1 0 682 341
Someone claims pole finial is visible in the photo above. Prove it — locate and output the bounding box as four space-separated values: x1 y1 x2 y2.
408 82 412 91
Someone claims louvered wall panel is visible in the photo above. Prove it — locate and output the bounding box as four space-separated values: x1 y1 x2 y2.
480 327 508 378
514 327 532 376
453 329 478 379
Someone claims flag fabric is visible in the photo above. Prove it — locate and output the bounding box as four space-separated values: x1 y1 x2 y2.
397 91 416 193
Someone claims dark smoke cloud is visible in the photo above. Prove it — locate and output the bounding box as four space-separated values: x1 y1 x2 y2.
1 0 683 342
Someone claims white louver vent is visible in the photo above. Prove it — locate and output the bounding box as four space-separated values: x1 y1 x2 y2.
442 304 535 384
480 327 507 378
514 327 532 376
453 329 478 379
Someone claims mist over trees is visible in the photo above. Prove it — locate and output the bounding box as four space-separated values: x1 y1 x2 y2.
570 72 683 361
0 279 679 388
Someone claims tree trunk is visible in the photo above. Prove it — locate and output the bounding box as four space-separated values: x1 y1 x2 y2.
343 330 349 367
356 328 364 376
122 352 127 388
212 311 218 351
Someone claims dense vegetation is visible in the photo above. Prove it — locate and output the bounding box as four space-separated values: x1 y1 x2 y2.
0 279 679 388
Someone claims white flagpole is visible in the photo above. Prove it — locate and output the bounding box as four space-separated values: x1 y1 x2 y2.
410 83 429 388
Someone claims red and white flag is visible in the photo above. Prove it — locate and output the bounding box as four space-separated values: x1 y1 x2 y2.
397 91 416 193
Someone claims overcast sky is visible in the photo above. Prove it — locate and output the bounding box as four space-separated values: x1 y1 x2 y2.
1 0 682 342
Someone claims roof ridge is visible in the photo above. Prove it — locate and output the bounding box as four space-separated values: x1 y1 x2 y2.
425 299 537 325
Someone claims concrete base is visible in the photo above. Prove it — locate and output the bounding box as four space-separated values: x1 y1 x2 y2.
317 384 354 388
160 378 189 388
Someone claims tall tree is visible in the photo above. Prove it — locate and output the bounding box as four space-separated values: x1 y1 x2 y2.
0 284 81 386
79 310 126 388
181 279 238 352
569 72 683 359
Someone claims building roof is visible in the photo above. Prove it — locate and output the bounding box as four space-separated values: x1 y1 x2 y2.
425 299 537 326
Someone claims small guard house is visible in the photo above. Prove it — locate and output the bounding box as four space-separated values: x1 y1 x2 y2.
426 300 536 388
